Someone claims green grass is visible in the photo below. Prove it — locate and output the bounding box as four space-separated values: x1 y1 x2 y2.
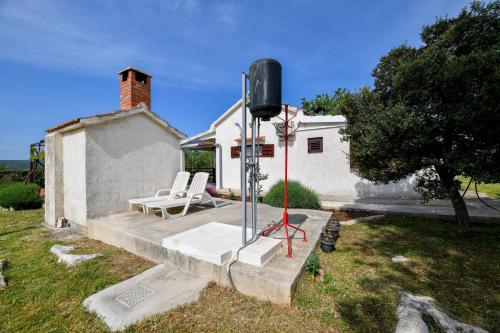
131 215 499 333
1 210 499 332
458 176 500 199
0 210 152 332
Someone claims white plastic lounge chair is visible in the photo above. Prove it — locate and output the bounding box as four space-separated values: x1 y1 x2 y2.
144 172 218 219
128 171 191 212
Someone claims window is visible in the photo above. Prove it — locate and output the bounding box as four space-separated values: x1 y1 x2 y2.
308 137 323 153
231 144 274 158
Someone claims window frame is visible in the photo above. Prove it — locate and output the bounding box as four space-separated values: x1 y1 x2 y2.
307 137 323 154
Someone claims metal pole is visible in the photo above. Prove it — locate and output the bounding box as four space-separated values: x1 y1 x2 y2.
241 73 248 245
284 104 290 257
251 115 257 239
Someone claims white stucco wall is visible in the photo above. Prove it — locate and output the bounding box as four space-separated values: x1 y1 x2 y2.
216 106 417 198
85 113 180 218
44 132 64 226
62 129 87 226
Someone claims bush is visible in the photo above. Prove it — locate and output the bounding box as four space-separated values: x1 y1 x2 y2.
305 253 321 276
0 183 43 210
263 180 320 209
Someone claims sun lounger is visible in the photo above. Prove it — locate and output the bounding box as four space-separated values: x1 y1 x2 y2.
128 171 190 212
144 172 217 219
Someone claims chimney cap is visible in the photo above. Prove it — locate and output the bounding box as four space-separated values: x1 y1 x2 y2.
118 66 152 78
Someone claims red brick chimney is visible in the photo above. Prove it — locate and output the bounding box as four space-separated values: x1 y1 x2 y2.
118 67 152 110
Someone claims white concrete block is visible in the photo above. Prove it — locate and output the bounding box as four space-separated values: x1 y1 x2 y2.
162 222 253 266
238 237 282 266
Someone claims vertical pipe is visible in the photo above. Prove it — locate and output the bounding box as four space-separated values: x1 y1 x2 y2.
251 115 257 239
284 104 289 225
241 73 248 245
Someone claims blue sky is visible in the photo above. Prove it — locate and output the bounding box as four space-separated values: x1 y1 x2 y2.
0 0 472 159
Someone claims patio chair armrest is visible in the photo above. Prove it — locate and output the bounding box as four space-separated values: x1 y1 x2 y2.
189 192 205 200
171 190 188 199
154 188 171 197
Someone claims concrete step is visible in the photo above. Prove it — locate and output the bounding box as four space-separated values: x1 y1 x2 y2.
83 264 208 332
161 222 282 266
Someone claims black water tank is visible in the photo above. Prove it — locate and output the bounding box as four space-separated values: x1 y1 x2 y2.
249 58 282 121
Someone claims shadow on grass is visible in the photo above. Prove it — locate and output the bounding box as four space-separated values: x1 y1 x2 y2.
324 215 500 332
0 225 39 237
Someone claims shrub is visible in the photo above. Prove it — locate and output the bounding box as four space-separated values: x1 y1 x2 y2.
263 180 320 209
305 253 321 276
0 183 43 210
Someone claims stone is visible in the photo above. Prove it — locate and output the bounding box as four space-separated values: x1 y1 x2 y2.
0 259 7 289
50 244 100 267
56 217 69 228
0 259 6 270
392 255 408 263
395 292 489 333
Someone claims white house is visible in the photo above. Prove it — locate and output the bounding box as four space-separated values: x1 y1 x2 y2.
44 68 185 230
181 100 417 198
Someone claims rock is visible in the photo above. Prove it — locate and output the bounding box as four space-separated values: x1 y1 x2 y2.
392 255 408 263
0 274 6 289
50 244 100 267
395 292 489 333
9 207 15 212
0 259 7 289
56 217 69 228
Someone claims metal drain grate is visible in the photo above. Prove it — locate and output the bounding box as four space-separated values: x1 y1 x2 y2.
116 285 154 307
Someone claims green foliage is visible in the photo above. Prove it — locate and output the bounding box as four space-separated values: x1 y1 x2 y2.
263 180 320 209
305 253 321 276
0 164 5 171
339 1 500 233
0 182 43 210
301 88 347 116
0 170 29 185
185 150 213 169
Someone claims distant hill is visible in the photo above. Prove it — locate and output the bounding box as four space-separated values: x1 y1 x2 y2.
0 160 30 170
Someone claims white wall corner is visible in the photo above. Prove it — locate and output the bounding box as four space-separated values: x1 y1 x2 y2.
44 132 64 226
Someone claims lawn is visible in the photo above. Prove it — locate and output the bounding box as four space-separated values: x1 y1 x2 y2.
458 176 500 199
1 210 499 332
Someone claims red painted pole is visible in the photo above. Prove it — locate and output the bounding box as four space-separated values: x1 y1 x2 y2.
283 104 291 257
260 104 307 258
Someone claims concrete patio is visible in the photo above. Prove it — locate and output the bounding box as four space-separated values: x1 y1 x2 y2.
86 200 331 305
320 193 500 221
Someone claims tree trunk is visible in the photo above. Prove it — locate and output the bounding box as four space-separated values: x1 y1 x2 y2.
436 167 472 235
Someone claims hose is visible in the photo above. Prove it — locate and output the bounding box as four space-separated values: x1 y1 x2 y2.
225 235 260 289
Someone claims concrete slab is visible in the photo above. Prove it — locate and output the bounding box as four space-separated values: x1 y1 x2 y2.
86 201 331 304
239 236 282 266
83 264 207 332
161 222 281 267
161 222 253 265
320 195 500 221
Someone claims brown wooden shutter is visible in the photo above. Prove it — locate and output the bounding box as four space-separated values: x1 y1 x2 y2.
231 146 240 158
261 144 274 157
308 137 323 153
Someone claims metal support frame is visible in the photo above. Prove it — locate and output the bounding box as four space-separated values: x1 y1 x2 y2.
241 73 248 245
241 73 261 244
260 104 307 257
